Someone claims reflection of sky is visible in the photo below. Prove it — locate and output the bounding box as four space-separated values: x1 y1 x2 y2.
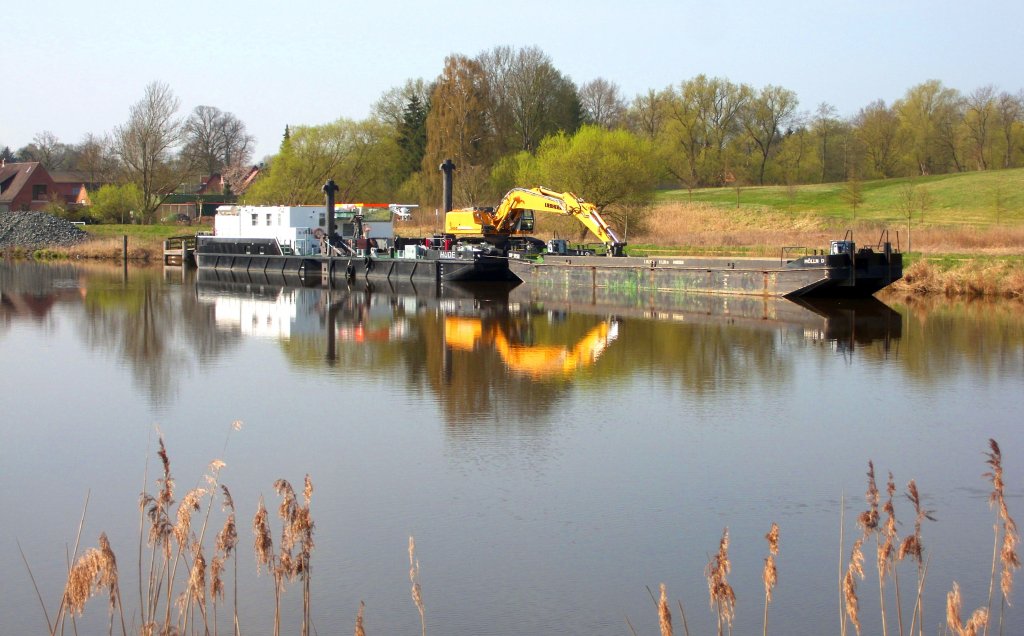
2 264 1024 636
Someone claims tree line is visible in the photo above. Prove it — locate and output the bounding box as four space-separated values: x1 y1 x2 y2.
5 45 1023 224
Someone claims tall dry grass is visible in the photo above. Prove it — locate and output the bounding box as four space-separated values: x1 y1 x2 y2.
891 260 1024 298
27 432 1020 636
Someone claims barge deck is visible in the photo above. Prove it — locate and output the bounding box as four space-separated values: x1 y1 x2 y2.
508 244 902 298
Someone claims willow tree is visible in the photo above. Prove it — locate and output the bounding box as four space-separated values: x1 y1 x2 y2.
519 125 658 237
244 118 400 205
853 100 904 178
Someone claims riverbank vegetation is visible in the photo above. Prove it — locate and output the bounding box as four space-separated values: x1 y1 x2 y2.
25 435 1017 635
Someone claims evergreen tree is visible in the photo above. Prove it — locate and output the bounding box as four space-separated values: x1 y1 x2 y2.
397 93 429 180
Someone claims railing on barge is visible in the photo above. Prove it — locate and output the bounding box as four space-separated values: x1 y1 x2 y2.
163 235 200 266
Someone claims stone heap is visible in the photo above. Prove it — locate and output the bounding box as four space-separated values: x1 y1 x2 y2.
0 212 88 249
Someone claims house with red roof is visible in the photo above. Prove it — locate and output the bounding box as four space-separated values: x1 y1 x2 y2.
0 161 58 213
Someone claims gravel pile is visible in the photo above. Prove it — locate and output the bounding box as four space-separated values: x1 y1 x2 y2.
0 211 88 249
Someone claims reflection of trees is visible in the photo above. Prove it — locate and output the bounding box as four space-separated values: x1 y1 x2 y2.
79 265 237 404
279 293 794 425
613 319 789 394
886 297 1024 383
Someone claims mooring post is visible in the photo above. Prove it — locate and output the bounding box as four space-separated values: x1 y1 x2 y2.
323 179 339 240
323 179 339 288
439 159 456 213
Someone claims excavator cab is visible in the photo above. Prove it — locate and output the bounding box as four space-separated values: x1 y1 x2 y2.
509 209 534 233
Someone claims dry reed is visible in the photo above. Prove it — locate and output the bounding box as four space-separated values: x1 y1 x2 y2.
706 527 735 636
354 600 366 636
948 582 990 636
37 431 1022 636
899 479 934 636
984 439 1021 635
409 536 426 636
844 538 865 636
763 523 779 636
659 583 673 636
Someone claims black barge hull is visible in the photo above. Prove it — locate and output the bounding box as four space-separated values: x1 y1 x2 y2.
195 239 512 284
508 251 902 298
319 250 513 284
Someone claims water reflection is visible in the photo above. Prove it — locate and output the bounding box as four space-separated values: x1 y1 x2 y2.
12 261 1023 414
189 269 909 424
4 261 1024 636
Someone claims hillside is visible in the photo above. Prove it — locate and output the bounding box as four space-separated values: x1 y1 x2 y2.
655 168 1024 228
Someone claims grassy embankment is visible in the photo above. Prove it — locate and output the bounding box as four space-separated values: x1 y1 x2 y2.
638 168 1024 297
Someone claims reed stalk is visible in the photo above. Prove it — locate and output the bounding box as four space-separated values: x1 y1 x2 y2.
18 539 53 634
52 491 90 636
409 536 426 636
983 438 1020 636
763 522 779 636
676 599 691 636
658 583 673 636
899 479 933 636
706 527 735 636
843 538 865 636
840 493 846 636
354 600 366 636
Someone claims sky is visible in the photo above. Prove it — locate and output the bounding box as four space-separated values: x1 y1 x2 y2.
4 0 1023 162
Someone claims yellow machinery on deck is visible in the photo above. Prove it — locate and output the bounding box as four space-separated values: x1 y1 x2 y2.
443 186 626 256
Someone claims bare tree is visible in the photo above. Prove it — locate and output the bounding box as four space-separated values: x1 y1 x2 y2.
964 85 996 170
627 88 667 140
479 46 580 153
995 90 1023 169
72 133 117 183
579 78 626 129
742 85 799 185
183 105 255 174
372 78 433 130
19 131 71 169
812 103 844 182
112 81 189 223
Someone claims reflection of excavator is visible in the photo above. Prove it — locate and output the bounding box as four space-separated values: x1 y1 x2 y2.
443 315 620 379
443 187 627 256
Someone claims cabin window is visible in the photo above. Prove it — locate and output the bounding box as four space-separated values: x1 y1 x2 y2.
251 214 258 226
32 184 47 200
266 213 272 225
318 214 325 227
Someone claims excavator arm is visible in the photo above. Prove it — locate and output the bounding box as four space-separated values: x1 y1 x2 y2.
444 186 626 255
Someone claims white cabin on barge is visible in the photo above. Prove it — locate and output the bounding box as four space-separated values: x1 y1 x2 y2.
213 204 401 255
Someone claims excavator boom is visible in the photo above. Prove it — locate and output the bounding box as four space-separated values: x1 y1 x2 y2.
444 186 626 255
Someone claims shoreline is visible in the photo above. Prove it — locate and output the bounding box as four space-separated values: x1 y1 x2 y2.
3 236 1022 300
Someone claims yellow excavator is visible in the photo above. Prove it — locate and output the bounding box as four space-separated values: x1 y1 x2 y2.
443 315 620 379
443 186 627 256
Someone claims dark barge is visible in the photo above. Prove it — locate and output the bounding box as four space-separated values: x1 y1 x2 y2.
508 238 902 298
195 235 512 284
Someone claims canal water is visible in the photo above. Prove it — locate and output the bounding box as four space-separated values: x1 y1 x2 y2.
1 261 1022 636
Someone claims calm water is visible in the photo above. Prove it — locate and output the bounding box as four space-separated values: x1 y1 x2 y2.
1 261 1022 636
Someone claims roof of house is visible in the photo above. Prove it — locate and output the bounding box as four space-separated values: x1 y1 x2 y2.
0 162 44 205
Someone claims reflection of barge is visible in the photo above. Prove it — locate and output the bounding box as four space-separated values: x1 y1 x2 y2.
509 278 902 348
508 239 902 298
